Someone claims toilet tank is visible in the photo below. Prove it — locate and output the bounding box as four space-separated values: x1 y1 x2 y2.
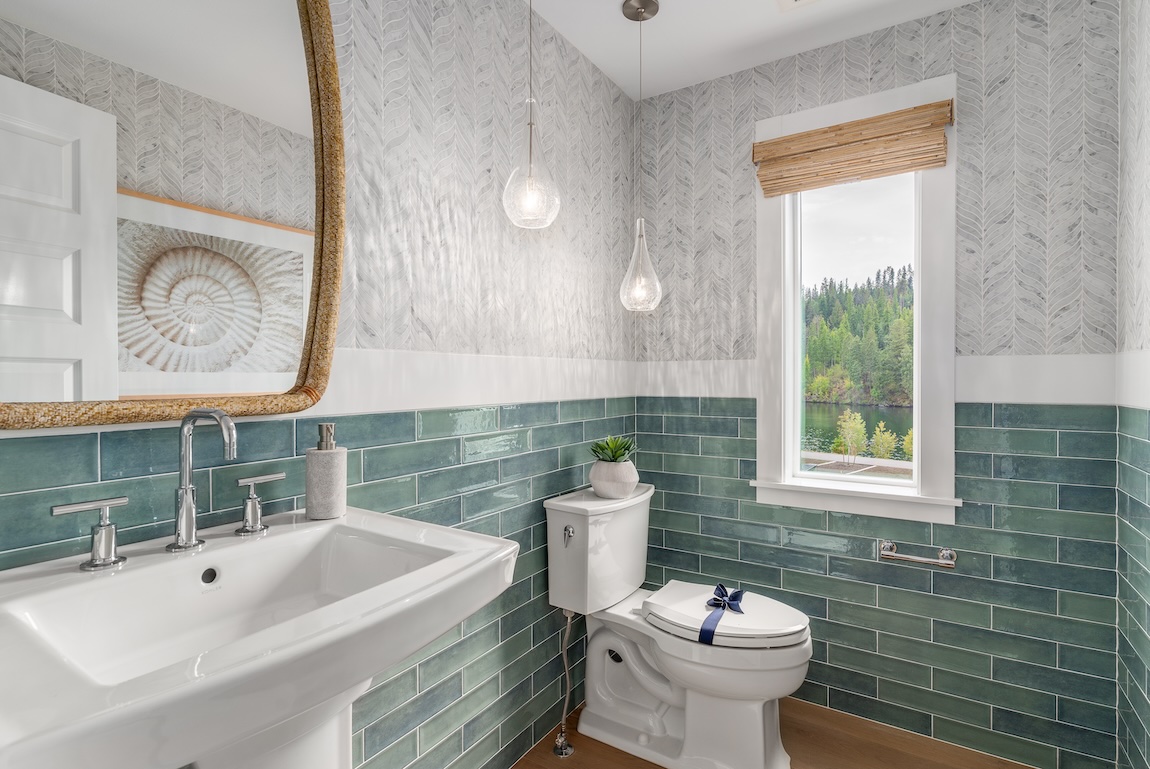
544 483 655 614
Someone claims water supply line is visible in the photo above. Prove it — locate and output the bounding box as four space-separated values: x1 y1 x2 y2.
553 609 576 757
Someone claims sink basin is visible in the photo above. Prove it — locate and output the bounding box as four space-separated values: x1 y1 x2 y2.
0 507 518 769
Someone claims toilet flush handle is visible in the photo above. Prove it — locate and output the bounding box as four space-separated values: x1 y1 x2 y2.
563 525 575 547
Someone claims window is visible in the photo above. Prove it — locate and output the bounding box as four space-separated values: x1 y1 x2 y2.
753 76 959 523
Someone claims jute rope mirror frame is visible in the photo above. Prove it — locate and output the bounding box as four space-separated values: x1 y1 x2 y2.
0 0 345 430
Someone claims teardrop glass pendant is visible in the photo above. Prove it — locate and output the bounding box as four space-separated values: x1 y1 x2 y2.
620 217 662 311
503 97 561 229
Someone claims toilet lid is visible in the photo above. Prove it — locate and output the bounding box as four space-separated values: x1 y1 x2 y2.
641 581 809 649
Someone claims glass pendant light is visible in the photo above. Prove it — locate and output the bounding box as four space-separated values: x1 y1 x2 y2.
503 0 560 229
620 0 662 312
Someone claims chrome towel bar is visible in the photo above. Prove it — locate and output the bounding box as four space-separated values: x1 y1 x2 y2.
879 539 957 568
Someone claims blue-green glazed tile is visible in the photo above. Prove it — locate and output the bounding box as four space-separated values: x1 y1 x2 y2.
663 454 738 478
418 408 498 440
648 546 700 572
792 681 828 706
877 633 991 676
876 586 991 628
956 451 993 477
346 476 419 514
1119 434 1150 468
742 503 826 530
827 601 930 639
1061 431 1117 459
636 415 664 433
354 669 419 731
652 508 700 534
828 689 930 735
558 441 596 469
664 491 738 518
933 524 1058 560
828 513 929 543
738 582 825 616
362 731 418 768
993 707 1114 758
499 449 559 482
463 430 529 463
993 607 1114 650
499 402 558 429
994 404 1116 432
531 422 584 450
993 557 1115 597
211 457 305 509
699 475 755 500
828 557 930 591
933 718 1057 769
808 618 877 651
559 399 605 422
805 661 877 697
418 462 499 503
395 497 463 527
297 412 415 454
636 397 699 415
665 531 737 559
1058 699 1117 735
955 502 994 528
785 529 875 558
700 398 756 418
739 459 757 480
363 437 461 481
102 420 291 481
956 403 993 427
934 622 1057 665
740 419 757 439
1060 539 1116 569
663 415 740 437
700 517 779 545
955 477 1058 508
934 669 1055 716
994 456 1116 488
1118 464 1149 503
782 571 876 604
636 452 663 471
362 674 462 756
462 480 531 520
640 433 701 455
531 467 583 500
1120 407 1150 440
878 680 991 727
0 433 98 494
1060 592 1116 624
956 427 1058 456
605 397 636 418
741 541 827 574
995 505 1114 540
1061 646 1117 679
638 470 699 495
934 572 1057 612
583 417 628 440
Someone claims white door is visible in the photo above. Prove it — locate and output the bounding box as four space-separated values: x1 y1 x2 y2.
0 75 117 402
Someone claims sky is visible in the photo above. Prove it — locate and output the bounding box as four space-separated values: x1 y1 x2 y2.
798 172 916 289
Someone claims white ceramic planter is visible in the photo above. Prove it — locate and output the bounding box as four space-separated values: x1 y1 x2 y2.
589 460 640 499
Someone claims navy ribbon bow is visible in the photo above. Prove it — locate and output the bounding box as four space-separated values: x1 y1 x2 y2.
698 583 744 645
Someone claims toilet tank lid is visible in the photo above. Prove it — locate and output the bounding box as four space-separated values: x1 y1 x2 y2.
543 483 655 515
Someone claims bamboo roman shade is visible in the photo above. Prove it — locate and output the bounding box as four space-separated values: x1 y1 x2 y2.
752 100 954 198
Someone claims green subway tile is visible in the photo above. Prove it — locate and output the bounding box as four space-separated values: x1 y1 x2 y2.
698 555 781 589
1060 484 1116 513
806 661 877 697
955 477 1059 508
993 557 1115 597
605 397 636 417
878 680 991 727
666 530 738 559
1120 434 1150 468
463 580 531 635
955 502 995 528
1058 698 1117 735
462 480 532 520
463 627 531 691
635 452 663 471
956 452 992 477
636 415 664 433
211 457 305 509
828 689 930 735
636 397 699 415
827 512 930 543
297 413 415 454
955 427 1058 456
664 491 738 518
638 471 699 494
995 506 1115 540
347 451 364 486
531 467 583 500
664 415 740 437
877 586 991 628
742 502 827 530
636 433 697 455
994 455 1116 488
362 674 462 757
419 677 500 749
783 571 876 604
1121 407 1150 440
559 399 605 422
662 453 739 478
700 397 756 417
511 545 545 582
740 419 757 439
934 669 1056 717
363 437 461 481
934 524 1057 560
102 420 293 481
933 718 1057 769
994 659 1116 705
700 436 757 458
994 404 1116 432
651 508 700 533
649 546 700 572
395 498 463 527
1060 592 1117 624
1060 646 1117 679
1060 538 1115 568
742 541 827 574
584 417 628 438
809 617 877 651
1061 431 1117 459
828 601 930 639
419 624 501 690
699 475 755 500
499 501 544 535
499 402 558 429
793 681 829 706
785 529 875 558
558 441 595 469
0 433 98 494
531 422 584 450
827 557 930 592
993 607 1115 650
700 516 779 545
418 462 499 503
934 622 1057 665
418 408 498 440
355 669 419 732
994 708 1114 760
409 732 461 769
934 572 1057 612
499 449 559 482
877 633 991 676
463 430 529 463
1118 463 1149 502
956 403 993 427
346 476 418 514
362 731 418 769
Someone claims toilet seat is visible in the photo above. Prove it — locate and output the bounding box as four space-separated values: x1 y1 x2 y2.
642 581 809 649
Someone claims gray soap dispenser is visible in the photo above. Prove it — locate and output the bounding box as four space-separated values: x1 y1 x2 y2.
305 423 347 519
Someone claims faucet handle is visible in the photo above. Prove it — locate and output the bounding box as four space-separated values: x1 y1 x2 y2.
51 496 129 571
235 472 286 536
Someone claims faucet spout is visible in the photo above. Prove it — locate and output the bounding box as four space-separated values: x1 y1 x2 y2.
168 408 238 553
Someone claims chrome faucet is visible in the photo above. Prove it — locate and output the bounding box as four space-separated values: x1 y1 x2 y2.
168 408 238 552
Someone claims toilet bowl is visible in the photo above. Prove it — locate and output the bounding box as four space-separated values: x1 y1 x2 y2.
545 484 812 769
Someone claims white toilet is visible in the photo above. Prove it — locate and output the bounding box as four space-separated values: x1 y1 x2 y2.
545 483 812 769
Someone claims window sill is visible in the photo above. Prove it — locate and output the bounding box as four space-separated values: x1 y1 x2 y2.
750 479 959 524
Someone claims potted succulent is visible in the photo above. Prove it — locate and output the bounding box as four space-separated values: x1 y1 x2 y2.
588 435 640 499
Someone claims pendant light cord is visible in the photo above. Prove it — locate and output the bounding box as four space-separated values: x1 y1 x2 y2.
637 8 644 216
527 0 535 177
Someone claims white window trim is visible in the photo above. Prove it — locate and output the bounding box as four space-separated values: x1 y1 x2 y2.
752 75 959 524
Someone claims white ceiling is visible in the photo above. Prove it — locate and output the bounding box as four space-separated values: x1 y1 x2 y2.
531 0 978 100
2 0 311 136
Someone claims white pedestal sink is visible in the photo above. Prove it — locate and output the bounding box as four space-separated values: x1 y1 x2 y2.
0 508 519 769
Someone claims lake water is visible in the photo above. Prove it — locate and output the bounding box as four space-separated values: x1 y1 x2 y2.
801 402 914 460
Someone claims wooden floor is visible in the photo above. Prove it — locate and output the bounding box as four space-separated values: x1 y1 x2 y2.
513 700 1033 769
